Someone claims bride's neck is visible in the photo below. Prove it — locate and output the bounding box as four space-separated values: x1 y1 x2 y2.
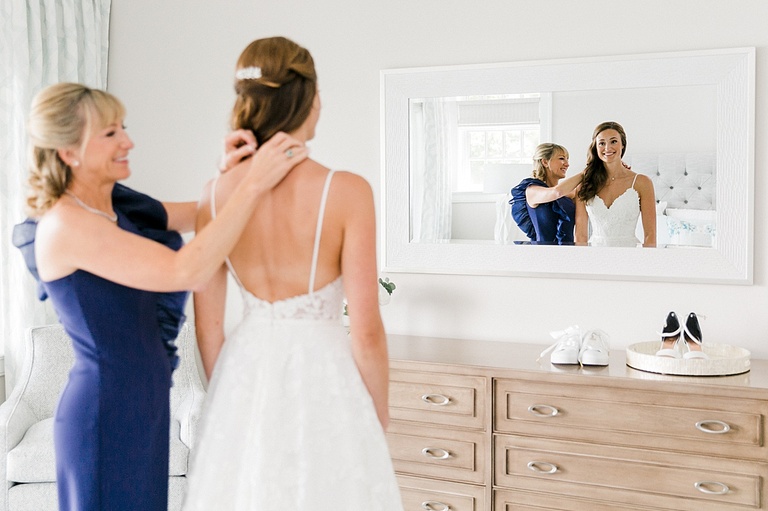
604 161 625 180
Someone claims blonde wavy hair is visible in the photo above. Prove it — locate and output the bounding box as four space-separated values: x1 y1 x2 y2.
230 36 317 145
532 143 568 182
26 83 125 217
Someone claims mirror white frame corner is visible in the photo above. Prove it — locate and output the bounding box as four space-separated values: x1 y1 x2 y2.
381 47 755 284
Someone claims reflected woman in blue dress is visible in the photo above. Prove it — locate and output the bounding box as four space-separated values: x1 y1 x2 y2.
22 82 307 511
510 143 582 245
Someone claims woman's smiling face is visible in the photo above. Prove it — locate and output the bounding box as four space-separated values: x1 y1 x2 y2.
595 129 623 164
77 119 134 181
545 149 569 182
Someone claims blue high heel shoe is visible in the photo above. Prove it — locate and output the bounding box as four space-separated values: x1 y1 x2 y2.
655 312 682 358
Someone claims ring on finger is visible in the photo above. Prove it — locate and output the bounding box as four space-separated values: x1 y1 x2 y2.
286 149 294 158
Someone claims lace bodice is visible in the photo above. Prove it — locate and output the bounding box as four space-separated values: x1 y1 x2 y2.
239 277 344 321
586 182 641 247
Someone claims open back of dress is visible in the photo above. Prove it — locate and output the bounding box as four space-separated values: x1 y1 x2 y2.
183 170 403 510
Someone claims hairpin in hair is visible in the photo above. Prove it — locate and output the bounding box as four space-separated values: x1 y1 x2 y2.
235 66 262 80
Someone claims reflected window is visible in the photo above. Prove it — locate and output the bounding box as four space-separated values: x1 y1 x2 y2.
408 93 552 242
456 94 550 192
462 126 540 191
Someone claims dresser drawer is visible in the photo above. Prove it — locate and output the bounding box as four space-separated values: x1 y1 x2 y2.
397 475 486 511
494 488 656 511
387 422 487 484
390 369 487 430
495 378 768 459
495 434 767 511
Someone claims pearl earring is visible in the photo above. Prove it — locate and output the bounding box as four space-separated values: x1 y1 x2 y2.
72 160 80 167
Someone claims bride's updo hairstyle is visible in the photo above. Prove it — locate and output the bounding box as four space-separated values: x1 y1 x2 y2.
577 121 627 203
25 82 125 216
231 36 317 145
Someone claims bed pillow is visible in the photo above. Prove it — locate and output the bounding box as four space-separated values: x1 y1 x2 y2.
664 208 716 247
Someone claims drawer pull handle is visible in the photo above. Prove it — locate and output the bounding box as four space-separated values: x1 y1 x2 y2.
694 481 730 495
527 461 558 474
695 420 731 434
421 447 452 460
421 394 451 406
420 501 450 511
527 404 559 417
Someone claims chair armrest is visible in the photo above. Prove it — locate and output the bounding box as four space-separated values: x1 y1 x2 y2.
0 384 41 511
0 324 73 510
173 388 205 450
0 326 51 453
0 396 38 453
170 323 207 449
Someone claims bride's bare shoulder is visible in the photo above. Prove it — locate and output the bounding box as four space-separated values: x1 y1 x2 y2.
325 171 374 214
329 170 372 190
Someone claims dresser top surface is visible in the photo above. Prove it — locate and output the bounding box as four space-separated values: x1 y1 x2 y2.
387 334 768 391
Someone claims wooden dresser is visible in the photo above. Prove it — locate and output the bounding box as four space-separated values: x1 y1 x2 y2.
386 334 768 511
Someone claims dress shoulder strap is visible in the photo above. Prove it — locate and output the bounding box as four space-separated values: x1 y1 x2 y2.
210 177 246 290
309 170 336 295
631 173 639 189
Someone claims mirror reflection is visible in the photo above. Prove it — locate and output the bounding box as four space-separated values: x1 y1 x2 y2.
409 86 716 248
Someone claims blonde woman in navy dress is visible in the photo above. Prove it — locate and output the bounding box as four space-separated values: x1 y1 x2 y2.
184 37 403 510
510 143 581 244
24 82 307 511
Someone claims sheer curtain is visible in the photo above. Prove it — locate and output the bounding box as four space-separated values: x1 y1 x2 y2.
0 0 112 393
409 98 457 242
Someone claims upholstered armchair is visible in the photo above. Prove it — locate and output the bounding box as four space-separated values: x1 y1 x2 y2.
0 322 206 511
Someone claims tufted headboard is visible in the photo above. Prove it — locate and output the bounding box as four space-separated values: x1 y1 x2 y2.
627 152 717 247
627 152 716 210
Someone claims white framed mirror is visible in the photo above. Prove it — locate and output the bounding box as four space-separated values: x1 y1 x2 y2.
381 47 755 284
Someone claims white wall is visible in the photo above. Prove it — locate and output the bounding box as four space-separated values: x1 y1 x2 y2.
108 1 768 357
554 85 717 171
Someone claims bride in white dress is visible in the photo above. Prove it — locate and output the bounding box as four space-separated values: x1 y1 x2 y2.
183 37 403 511
575 121 657 247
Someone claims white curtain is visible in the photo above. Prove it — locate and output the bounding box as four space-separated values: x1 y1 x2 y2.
409 98 457 242
0 0 112 393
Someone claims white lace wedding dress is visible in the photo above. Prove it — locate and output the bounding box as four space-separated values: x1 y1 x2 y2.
585 174 641 247
183 170 403 511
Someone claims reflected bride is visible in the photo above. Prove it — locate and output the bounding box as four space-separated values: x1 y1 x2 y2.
575 121 657 248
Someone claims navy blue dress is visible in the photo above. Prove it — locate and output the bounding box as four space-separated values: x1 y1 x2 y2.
12 185 188 511
510 178 575 245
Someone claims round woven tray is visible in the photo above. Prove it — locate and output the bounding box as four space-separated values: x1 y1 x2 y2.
626 341 751 376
